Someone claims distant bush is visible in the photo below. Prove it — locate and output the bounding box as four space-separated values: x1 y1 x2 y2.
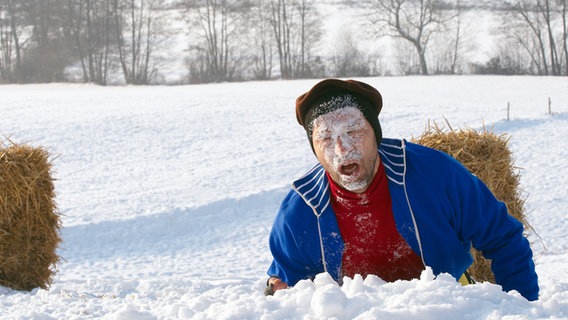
471 57 525 75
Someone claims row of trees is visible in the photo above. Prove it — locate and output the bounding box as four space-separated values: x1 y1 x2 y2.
184 0 325 83
0 0 567 85
365 0 568 76
500 0 568 76
1 0 162 84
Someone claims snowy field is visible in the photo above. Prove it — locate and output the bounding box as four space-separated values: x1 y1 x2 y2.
0 76 567 319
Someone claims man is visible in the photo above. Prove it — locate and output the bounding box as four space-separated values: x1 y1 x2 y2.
265 78 539 301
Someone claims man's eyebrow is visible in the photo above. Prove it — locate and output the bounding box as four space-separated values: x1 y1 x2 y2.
348 120 364 128
313 127 331 134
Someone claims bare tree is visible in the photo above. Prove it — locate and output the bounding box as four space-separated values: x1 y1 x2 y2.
503 0 567 75
269 0 293 78
113 0 159 84
428 0 468 74
561 0 568 75
499 1 545 74
0 0 70 83
539 0 561 75
448 0 464 74
268 0 321 79
184 0 248 83
330 27 371 77
250 0 274 80
295 0 320 78
23 0 70 82
0 0 25 82
67 0 115 84
365 0 452 75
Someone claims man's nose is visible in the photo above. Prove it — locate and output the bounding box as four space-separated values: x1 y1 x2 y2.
334 134 350 155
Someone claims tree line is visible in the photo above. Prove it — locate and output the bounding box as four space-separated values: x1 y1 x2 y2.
0 0 566 85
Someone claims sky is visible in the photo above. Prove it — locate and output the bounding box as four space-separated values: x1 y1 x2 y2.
0 76 567 319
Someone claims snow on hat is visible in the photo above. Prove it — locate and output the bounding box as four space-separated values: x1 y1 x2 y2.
295 78 383 150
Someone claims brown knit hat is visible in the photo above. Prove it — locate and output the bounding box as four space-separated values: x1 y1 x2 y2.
296 79 383 150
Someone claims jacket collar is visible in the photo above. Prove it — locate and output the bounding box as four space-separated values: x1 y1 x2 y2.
291 165 331 217
292 138 406 215
379 138 406 186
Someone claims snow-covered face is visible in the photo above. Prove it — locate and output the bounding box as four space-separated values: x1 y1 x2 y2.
311 106 380 193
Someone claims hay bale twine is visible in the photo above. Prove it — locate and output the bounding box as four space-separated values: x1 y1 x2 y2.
0 141 61 290
412 122 530 284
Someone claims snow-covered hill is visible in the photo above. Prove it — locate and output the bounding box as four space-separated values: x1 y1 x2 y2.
0 76 567 319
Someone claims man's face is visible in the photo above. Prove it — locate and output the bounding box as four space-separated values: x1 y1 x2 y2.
311 106 380 193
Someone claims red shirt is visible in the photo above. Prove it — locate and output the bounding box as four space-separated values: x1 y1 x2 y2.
327 161 424 281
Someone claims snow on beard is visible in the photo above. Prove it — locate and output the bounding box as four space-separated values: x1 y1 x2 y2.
312 106 371 192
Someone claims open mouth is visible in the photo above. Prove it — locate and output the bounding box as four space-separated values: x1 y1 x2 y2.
339 161 359 176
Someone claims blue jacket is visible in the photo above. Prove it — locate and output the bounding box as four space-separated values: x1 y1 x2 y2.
267 138 539 301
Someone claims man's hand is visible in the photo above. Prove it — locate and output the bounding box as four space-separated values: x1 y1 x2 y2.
264 277 289 296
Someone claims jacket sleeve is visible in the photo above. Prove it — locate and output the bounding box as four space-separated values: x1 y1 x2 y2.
266 191 324 286
445 154 539 301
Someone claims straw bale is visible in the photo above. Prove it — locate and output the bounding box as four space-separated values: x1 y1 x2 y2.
412 122 529 284
0 141 61 291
